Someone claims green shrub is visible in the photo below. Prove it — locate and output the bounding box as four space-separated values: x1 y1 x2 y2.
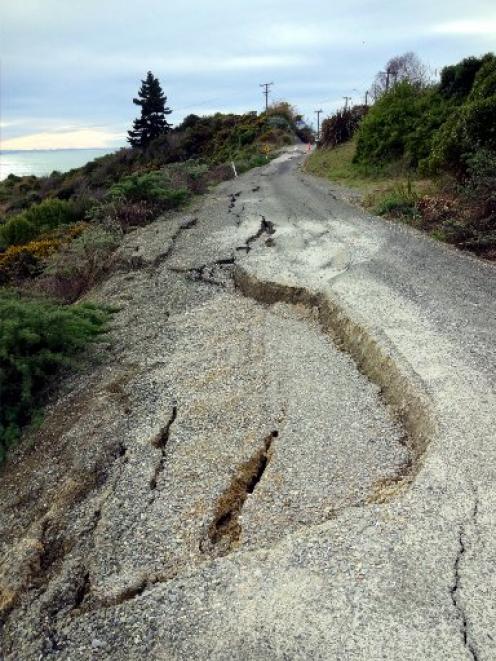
374 181 420 220
440 54 494 100
469 56 496 101
236 154 269 174
355 82 452 169
429 94 496 174
24 198 75 229
0 215 37 248
0 198 79 249
0 291 111 460
465 149 496 195
108 171 189 208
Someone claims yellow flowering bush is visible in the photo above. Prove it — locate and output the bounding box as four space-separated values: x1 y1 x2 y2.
0 223 87 283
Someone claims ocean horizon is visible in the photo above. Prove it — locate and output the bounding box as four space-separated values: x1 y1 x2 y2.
0 147 119 181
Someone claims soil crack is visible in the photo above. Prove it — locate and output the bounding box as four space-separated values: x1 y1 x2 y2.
450 499 479 661
202 431 278 557
149 405 177 491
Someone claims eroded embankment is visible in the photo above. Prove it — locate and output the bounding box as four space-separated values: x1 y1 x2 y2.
234 266 435 490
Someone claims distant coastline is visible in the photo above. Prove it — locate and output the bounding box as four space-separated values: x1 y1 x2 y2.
0 147 120 153
0 147 118 180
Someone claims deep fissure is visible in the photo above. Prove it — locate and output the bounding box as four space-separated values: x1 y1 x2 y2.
150 405 177 490
246 216 275 247
233 267 435 483
205 430 278 554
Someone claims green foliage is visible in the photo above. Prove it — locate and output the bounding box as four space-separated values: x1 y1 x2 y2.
374 180 420 219
354 82 452 168
439 54 494 100
0 198 83 249
465 149 496 195
236 154 269 174
0 291 111 460
356 53 496 178
0 215 36 248
108 171 188 207
429 58 496 174
469 56 496 100
169 109 297 164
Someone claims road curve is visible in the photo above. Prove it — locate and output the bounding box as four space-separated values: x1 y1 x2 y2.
1 146 495 659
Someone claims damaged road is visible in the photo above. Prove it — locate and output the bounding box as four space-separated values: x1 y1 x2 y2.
1 146 496 659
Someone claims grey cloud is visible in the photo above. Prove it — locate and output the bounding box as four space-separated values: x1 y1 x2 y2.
1 0 494 145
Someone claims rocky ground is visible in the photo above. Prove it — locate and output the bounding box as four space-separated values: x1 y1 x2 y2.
1 147 495 659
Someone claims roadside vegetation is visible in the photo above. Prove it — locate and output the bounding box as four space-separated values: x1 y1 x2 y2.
0 72 308 459
0 290 111 462
307 52 496 259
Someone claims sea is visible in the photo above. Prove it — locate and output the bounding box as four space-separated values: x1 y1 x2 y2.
0 148 117 181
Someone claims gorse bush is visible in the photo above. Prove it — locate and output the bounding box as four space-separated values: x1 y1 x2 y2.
108 171 189 207
0 224 86 284
0 290 111 461
0 198 86 249
39 226 120 303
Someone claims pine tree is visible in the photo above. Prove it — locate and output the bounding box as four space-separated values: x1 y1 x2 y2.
127 72 172 148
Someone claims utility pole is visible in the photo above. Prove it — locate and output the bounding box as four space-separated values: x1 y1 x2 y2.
364 90 369 107
259 82 274 112
380 69 391 91
314 109 323 143
343 96 352 111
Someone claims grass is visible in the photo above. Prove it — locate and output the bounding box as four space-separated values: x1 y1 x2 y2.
304 139 435 210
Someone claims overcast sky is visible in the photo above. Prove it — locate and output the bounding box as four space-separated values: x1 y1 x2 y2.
1 0 495 150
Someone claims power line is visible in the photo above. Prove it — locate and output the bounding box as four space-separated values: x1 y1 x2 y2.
259 82 274 112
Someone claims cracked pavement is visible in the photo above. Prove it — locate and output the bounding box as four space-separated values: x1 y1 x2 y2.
1 146 495 659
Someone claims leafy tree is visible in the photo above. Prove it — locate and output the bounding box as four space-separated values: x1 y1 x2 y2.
373 52 429 97
127 71 172 148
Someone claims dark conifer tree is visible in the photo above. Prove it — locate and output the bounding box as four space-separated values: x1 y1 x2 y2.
127 72 172 148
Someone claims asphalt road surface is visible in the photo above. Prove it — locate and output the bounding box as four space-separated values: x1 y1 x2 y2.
1 146 495 659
